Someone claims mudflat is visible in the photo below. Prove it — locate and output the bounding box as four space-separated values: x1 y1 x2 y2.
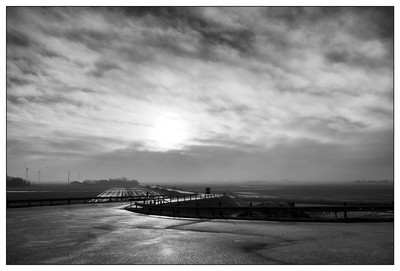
7 202 394 264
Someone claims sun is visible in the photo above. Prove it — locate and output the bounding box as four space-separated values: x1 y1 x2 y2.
147 115 190 151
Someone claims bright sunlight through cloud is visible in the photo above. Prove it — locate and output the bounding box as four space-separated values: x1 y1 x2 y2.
147 114 190 151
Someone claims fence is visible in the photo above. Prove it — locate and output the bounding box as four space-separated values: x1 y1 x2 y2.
139 193 224 205
7 195 151 208
6 193 224 208
128 202 394 222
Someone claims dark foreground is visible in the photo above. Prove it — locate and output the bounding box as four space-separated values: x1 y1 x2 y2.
6 202 393 264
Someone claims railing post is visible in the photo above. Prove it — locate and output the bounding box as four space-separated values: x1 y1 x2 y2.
68 198 71 204
110 196 112 202
343 202 347 219
50 199 52 205
28 199 31 207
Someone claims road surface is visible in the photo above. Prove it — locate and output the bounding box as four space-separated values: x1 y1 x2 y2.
96 187 159 197
6 202 393 264
90 187 160 202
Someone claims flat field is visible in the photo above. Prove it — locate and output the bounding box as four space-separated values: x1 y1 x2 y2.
171 182 394 205
7 184 115 200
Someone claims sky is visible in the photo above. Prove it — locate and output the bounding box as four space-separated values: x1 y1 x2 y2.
6 7 393 184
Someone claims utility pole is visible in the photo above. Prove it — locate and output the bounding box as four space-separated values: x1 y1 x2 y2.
68 170 70 185
38 170 41 183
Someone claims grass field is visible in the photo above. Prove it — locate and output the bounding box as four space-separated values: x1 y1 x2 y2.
170 182 394 205
7 181 393 206
7 184 115 200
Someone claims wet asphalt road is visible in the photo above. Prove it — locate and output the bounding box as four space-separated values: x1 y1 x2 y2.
6 202 394 264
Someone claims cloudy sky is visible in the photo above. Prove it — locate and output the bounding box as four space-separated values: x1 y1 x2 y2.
6 7 393 183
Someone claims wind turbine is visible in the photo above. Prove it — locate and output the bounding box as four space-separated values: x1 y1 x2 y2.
24 164 29 182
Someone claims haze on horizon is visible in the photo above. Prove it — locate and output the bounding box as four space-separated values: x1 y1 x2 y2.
6 7 393 184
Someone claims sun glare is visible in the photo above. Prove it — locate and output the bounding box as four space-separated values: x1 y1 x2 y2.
147 116 190 151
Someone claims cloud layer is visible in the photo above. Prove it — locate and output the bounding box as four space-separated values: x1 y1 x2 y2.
7 7 393 182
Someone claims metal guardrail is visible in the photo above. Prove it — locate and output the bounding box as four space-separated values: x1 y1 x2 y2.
134 204 394 212
7 195 154 208
138 193 225 205
128 202 394 221
6 193 225 208
8 192 393 222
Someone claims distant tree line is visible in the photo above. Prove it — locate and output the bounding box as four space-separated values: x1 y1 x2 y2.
355 179 392 183
70 177 139 186
7 176 32 187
